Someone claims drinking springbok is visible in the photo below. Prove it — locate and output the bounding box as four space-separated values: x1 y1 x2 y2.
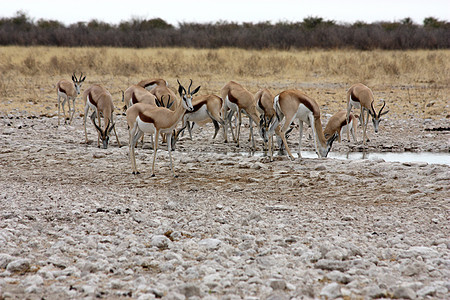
324 110 358 142
83 84 121 149
220 81 260 149
269 89 338 160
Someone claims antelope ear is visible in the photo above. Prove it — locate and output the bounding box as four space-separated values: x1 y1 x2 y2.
380 110 389 116
81 76 86 82
72 74 76 82
191 86 201 95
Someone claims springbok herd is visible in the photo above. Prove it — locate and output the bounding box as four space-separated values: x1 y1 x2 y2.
56 73 389 177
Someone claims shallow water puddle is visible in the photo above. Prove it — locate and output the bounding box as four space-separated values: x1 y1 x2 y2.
239 151 450 165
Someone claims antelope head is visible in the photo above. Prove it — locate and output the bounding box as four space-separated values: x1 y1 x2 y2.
320 132 339 158
177 79 199 112
90 112 115 149
369 101 389 133
259 114 274 145
72 72 86 95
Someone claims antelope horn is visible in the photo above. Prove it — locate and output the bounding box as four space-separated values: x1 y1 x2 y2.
79 72 83 82
166 95 174 109
90 112 103 134
188 79 193 94
370 101 376 117
378 101 386 117
177 79 186 95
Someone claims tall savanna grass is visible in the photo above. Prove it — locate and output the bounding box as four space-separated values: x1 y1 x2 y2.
0 46 449 119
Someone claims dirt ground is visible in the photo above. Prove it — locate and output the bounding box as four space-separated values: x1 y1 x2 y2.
0 81 449 298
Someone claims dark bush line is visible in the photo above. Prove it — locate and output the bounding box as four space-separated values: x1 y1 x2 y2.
1 12 449 49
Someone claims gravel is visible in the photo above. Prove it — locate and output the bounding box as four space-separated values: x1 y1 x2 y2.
0 112 449 299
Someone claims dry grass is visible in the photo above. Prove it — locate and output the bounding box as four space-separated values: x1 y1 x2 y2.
0 46 449 119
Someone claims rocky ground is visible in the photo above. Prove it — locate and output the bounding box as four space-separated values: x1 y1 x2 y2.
0 111 449 299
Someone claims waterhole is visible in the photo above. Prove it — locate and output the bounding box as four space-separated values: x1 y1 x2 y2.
239 151 450 165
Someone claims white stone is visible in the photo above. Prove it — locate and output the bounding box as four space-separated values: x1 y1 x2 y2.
320 282 342 299
198 238 222 250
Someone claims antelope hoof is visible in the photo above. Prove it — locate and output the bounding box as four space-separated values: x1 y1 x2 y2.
132 171 140 175
174 175 179 178
151 174 156 177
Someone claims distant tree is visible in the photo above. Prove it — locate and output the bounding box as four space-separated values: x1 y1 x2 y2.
401 17 415 26
10 11 33 30
302 16 324 29
37 19 64 29
423 17 446 28
87 19 112 31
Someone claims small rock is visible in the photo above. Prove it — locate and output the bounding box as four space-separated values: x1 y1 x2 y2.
393 286 416 299
24 274 44 286
6 259 30 273
363 285 386 299
93 152 106 159
417 286 437 298
151 235 171 249
401 246 439 259
269 279 287 290
198 238 222 250
320 282 342 299
0 254 14 269
325 270 352 284
315 259 349 271
177 283 201 298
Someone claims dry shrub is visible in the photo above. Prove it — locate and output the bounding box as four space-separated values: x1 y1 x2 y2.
1 46 449 119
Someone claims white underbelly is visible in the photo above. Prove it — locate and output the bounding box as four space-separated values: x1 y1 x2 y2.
295 104 313 123
225 97 239 113
349 98 361 109
185 106 209 122
137 117 156 134
87 96 98 111
58 91 68 100
340 119 353 135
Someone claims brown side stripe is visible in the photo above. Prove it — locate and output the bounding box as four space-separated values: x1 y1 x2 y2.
350 91 360 102
88 92 97 107
139 112 155 123
131 92 139 105
339 114 354 128
58 87 66 94
144 82 156 88
192 99 208 112
257 98 264 110
298 97 315 114
228 92 239 104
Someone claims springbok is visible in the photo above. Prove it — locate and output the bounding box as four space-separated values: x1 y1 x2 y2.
122 85 174 148
150 83 180 109
127 80 199 177
346 83 388 144
220 81 260 149
255 88 276 152
82 84 121 149
324 110 358 142
56 72 86 125
137 78 168 92
269 89 338 160
122 84 160 110
172 94 225 146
